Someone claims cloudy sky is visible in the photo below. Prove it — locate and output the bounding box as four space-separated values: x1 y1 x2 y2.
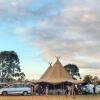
0 0 100 79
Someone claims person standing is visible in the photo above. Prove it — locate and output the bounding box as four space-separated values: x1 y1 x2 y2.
68 85 71 96
71 84 76 98
31 84 34 95
93 85 96 95
45 85 48 96
65 85 68 96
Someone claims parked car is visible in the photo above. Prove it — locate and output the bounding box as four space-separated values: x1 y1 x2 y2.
83 84 100 94
0 83 32 96
96 85 100 93
85 84 94 94
80 85 90 95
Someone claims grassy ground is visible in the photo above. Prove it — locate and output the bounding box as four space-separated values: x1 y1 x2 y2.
0 95 100 100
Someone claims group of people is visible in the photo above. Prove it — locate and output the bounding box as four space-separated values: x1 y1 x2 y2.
34 84 76 97
30 83 97 96
65 84 76 97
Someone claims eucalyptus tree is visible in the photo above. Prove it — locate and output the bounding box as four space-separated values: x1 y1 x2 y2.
0 51 22 82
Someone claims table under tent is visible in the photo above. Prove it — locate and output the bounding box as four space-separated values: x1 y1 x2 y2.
35 57 83 95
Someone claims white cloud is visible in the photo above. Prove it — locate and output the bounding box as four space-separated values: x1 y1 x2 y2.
14 0 100 71
0 0 32 21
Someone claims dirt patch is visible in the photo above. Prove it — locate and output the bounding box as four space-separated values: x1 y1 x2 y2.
0 96 100 100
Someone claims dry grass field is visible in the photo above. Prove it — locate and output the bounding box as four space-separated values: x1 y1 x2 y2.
0 95 100 100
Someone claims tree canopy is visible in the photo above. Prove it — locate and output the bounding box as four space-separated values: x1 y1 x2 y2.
83 75 93 84
83 75 100 85
0 51 25 82
64 64 81 80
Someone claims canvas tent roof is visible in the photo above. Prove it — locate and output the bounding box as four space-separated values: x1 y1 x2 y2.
37 57 83 84
40 63 52 79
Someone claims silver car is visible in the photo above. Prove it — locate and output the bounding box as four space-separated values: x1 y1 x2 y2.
96 85 100 93
0 83 32 96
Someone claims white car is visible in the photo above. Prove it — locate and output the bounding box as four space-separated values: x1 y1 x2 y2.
85 84 100 94
86 84 94 94
0 83 32 96
96 85 100 93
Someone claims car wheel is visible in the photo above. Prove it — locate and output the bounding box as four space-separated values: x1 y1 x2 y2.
23 91 28 96
2 91 8 96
